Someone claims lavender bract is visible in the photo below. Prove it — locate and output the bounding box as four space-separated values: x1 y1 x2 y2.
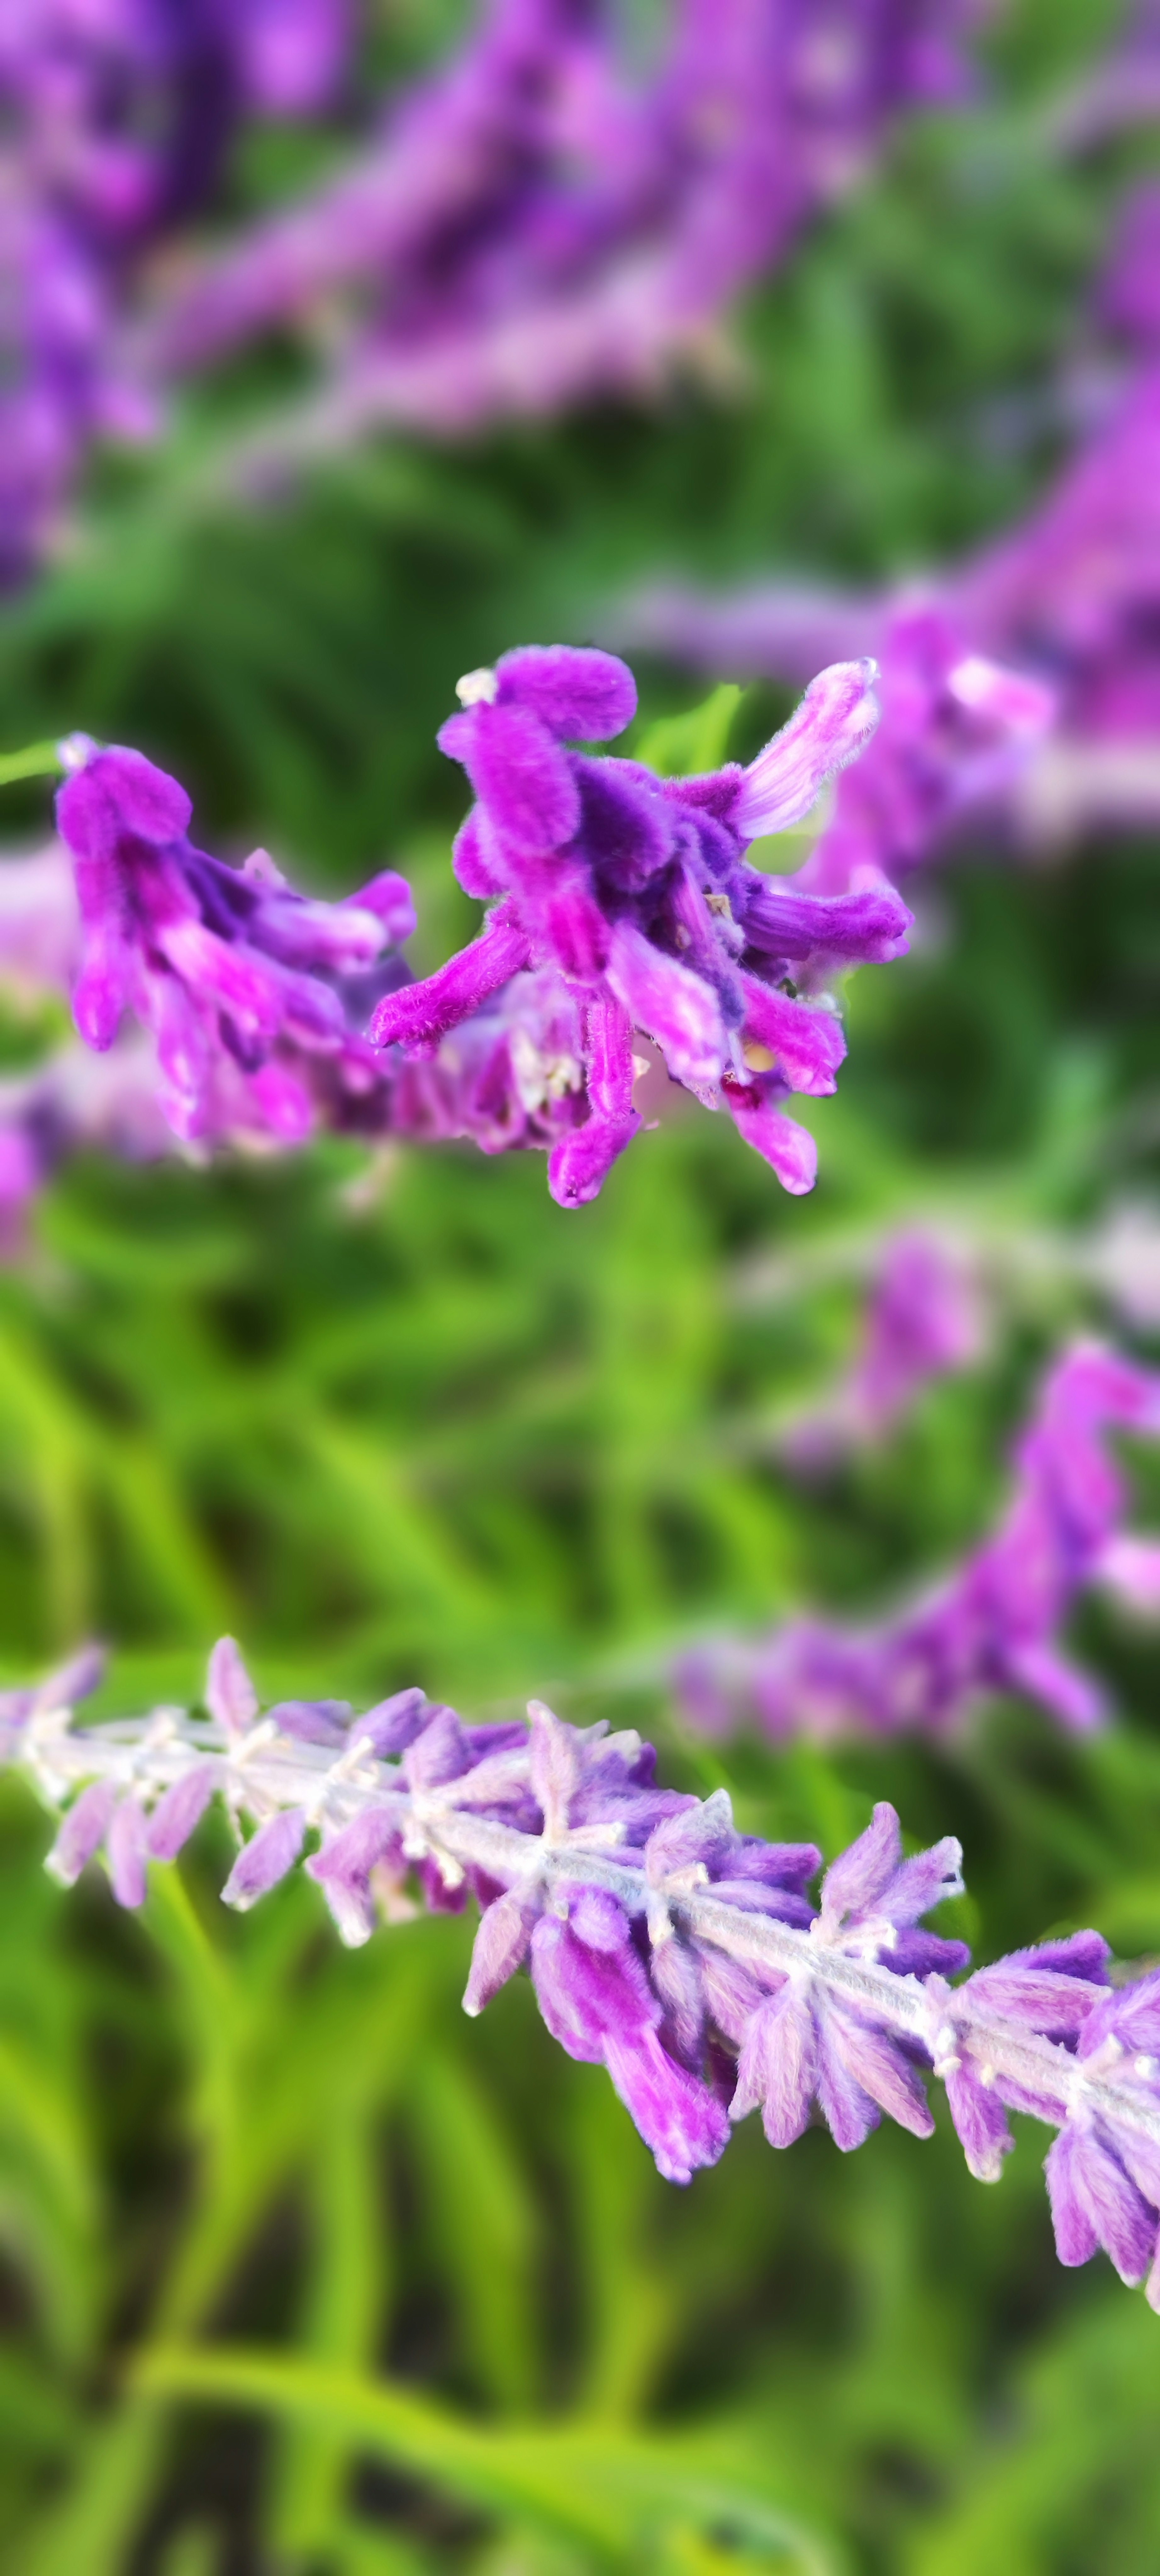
677 1342 1160 1743
370 643 908 1205
9 1634 1160 2304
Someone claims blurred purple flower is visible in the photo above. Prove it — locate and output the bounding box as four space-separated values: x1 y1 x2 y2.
54 738 414 1144
676 1341 1160 1742
370 642 906 1204
783 1226 985 1466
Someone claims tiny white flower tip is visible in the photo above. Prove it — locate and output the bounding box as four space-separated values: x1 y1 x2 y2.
455 667 499 708
56 731 98 773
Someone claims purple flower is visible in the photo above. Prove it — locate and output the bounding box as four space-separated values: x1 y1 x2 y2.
370 644 904 1205
677 1341 1160 1744
16 1632 1160 2302
55 740 414 1145
783 1227 984 1466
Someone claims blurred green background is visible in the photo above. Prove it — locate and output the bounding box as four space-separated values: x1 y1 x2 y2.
3 3 1160 2568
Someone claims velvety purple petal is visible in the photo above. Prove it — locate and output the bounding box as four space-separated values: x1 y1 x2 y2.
603 2026 730 2183
345 870 415 944
732 1985 817 2145
496 646 637 742
816 2015 879 2151
828 2008 934 2137
1078 1970 1160 2065
147 1764 218 1861
549 1115 638 1208
73 934 131 1052
307 1805 405 1944
107 1796 149 1910
943 2058 1014 2181
35 1647 105 1714
650 1931 706 2068
878 1836 964 1928
45 1779 119 1886
370 916 530 1050
530 1905 655 2064
1001 1641 1107 1734
452 811 506 900
444 703 580 858
736 876 912 965
357 1688 429 1755
222 1809 307 1910
463 1888 536 2015
739 979 846 1095
266 1699 350 1748
574 759 673 890
529 1700 577 1836
646 1789 735 1885
699 1949 772 2047
606 919 726 1091
57 748 192 867
733 663 880 841
722 1082 817 1193
819 1803 901 1922
1056 2125 1157 2284
205 1636 259 1738
403 1705 472 1790
966 1939 1109 2038
1045 2127 1100 2267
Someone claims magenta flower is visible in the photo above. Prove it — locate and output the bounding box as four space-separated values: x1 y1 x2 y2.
677 1341 1160 1743
370 644 906 1205
55 739 414 1145
782 1227 984 1467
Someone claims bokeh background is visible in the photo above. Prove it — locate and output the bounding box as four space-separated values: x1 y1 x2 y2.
3 2 1160 2568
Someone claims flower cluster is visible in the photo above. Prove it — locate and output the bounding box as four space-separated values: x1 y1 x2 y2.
8 1632 1160 2302
136 0 980 475
2 0 349 581
370 643 908 1204
616 186 1160 876
53 736 415 1147
676 1341 1160 1742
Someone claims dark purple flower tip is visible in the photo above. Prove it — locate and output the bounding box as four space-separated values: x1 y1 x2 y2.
573 759 674 889
57 747 192 866
222 1808 308 1910
494 646 637 742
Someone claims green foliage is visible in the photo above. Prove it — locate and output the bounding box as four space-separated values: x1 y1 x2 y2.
1 3 1160 2566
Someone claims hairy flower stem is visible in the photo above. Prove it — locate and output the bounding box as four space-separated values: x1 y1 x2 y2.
24 1700 1160 2162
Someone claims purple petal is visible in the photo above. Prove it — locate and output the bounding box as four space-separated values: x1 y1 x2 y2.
307 1805 404 1944
45 1779 119 1886
733 662 880 841
265 1699 351 1748
357 1688 429 1755
463 1888 536 2015
1001 1641 1107 1734
603 2025 730 2184
57 748 192 867
722 1082 817 1194
403 1705 472 1790
574 759 673 890
828 2008 934 2138
205 1636 259 1738
530 1905 654 2065
107 1797 149 1910
736 876 912 966
147 1763 218 1861
732 1985 816 2146
549 1115 638 1208
495 646 637 743
819 1803 901 1922
370 916 530 1050
1045 2127 1100 2267
1049 2124 1157 2284
645 1788 734 1885
222 1809 307 1910
943 2058 1014 2181
529 1700 577 1835
877 1836 964 1928
739 980 846 1096
816 2016 879 2151
442 703 580 858
35 1647 104 1713
650 1931 705 2068
606 921 726 1090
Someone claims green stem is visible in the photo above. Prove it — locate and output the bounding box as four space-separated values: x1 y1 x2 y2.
0 742 65 788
